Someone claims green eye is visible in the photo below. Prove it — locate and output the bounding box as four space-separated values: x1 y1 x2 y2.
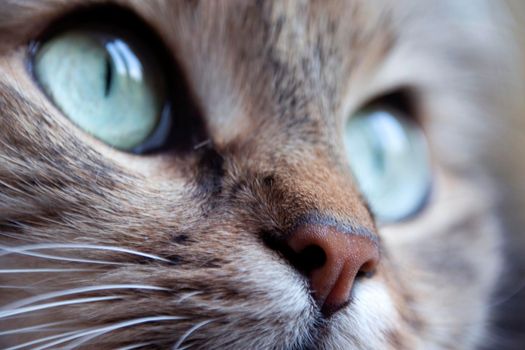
344 109 431 223
33 27 168 151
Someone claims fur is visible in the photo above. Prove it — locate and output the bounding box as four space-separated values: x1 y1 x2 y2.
0 1 524 349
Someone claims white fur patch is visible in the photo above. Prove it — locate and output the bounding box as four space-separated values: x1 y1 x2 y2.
324 280 398 350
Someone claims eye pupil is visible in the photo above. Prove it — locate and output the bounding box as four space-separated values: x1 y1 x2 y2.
103 54 113 97
372 142 385 173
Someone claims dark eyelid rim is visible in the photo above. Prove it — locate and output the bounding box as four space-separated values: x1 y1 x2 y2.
354 88 421 126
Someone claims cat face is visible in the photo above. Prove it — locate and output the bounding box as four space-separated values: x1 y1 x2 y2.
0 1 522 349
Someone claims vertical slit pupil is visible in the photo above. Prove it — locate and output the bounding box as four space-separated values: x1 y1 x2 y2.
104 55 113 97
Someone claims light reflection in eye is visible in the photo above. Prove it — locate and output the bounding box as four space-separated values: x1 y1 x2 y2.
370 111 408 154
106 39 143 80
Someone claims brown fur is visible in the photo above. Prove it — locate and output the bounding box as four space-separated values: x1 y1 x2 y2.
0 1 524 349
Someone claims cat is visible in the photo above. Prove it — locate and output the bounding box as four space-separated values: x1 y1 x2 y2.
1 1 525 349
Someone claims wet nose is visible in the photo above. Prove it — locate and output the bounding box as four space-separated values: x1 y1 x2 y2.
286 224 380 317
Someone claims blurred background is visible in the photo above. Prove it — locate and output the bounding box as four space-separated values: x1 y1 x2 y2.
490 2 525 349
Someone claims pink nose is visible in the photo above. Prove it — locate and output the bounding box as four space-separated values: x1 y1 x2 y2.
286 224 379 317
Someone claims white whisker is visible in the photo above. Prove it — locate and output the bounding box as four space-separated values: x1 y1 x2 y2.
490 277 525 308
2 284 169 310
0 269 96 274
0 296 121 320
0 285 37 289
0 244 170 263
0 321 67 336
34 316 183 350
172 320 214 350
4 329 86 350
177 291 202 304
1 249 126 265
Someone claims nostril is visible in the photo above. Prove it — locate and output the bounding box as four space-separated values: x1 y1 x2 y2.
355 259 378 280
262 233 327 274
294 245 326 273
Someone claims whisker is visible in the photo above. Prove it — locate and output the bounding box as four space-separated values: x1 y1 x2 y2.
2 284 169 310
34 316 184 350
177 291 202 304
193 139 212 150
0 249 126 266
0 244 170 263
4 329 86 350
490 277 525 308
0 285 38 290
0 269 96 274
0 296 121 320
172 320 214 350
0 321 67 336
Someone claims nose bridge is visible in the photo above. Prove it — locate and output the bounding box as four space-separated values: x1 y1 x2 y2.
221 106 377 231
226 133 376 236
273 153 375 229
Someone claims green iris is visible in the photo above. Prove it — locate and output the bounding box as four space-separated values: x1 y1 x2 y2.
34 29 167 151
344 109 431 223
